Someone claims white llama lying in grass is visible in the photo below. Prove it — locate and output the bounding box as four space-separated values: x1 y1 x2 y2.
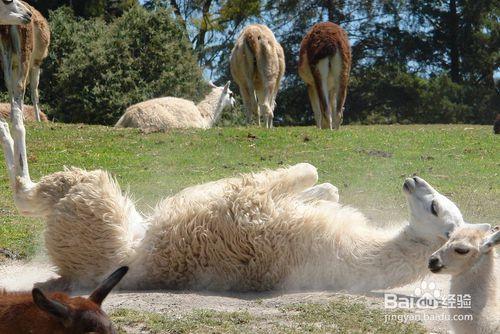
115 82 235 132
429 225 499 334
1 106 469 291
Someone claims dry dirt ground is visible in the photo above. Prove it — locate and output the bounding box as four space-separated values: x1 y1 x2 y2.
0 256 483 334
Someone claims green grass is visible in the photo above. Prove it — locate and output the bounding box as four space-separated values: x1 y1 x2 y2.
112 309 255 334
0 123 498 258
111 297 427 333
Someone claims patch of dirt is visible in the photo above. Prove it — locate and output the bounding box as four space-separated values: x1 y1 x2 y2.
0 248 21 261
356 148 393 158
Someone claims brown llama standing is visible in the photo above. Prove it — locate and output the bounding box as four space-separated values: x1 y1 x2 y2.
299 22 351 129
231 24 285 128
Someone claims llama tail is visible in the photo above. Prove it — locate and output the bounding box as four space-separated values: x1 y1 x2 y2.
244 29 261 60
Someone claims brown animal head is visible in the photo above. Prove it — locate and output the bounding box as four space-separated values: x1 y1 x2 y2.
32 266 128 334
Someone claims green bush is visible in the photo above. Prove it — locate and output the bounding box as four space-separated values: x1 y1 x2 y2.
41 6 207 124
345 65 498 125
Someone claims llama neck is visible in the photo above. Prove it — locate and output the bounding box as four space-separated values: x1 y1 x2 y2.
301 222 444 292
356 224 444 291
450 254 497 317
196 88 224 127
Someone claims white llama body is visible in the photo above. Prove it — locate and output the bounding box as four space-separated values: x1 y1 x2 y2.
115 83 235 131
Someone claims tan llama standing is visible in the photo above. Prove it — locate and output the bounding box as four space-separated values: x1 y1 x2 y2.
230 24 285 128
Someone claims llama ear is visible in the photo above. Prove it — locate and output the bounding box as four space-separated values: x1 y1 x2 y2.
463 223 491 232
223 81 231 92
480 229 500 253
89 266 128 306
32 289 72 327
208 81 217 89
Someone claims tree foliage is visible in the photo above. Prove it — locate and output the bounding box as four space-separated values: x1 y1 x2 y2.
26 0 138 18
21 0 500 125
41 6 207 124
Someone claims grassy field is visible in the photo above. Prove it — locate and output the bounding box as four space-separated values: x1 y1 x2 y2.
0 123 498 258
0 123 497 333
111 298 427 334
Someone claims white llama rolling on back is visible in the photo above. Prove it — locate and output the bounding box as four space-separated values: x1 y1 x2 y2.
429 225 500 334
115 82 235 132
122 175 467 291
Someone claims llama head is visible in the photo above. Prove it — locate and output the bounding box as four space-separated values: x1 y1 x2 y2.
428 225 499 275
0 0 32 25
220 81 236 109
32 266 128 333
403 176 464 240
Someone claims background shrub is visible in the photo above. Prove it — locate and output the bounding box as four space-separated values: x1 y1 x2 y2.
41 6 208 124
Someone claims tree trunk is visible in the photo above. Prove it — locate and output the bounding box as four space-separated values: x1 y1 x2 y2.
322 0 345 23
169 0 186 28
449 0 461 83
194 0 213 61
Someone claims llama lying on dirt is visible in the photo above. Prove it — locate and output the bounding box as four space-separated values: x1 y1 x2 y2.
1 103 468 291
0 103 48 122
0 266 128 334
115 82 235 132
429 225 499 334
123 174 466 291
230 24 285 128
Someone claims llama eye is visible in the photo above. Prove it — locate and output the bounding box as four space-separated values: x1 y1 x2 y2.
430 201 438 216
3 0 14 4
455 248 469 255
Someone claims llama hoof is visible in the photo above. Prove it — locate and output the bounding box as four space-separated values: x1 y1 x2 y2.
291 163 318 185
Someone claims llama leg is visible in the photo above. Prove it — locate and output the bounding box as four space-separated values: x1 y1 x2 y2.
251 163 319 196
11 81 31 183
10 26 32 183
298 183 339 204
0 120 15 187
307 84 322 128
256 85 274 129
331 53 343 130
317 58 332 130
240 84 257 126
30 66 42 122
329 90 339 130
0 42 16 187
